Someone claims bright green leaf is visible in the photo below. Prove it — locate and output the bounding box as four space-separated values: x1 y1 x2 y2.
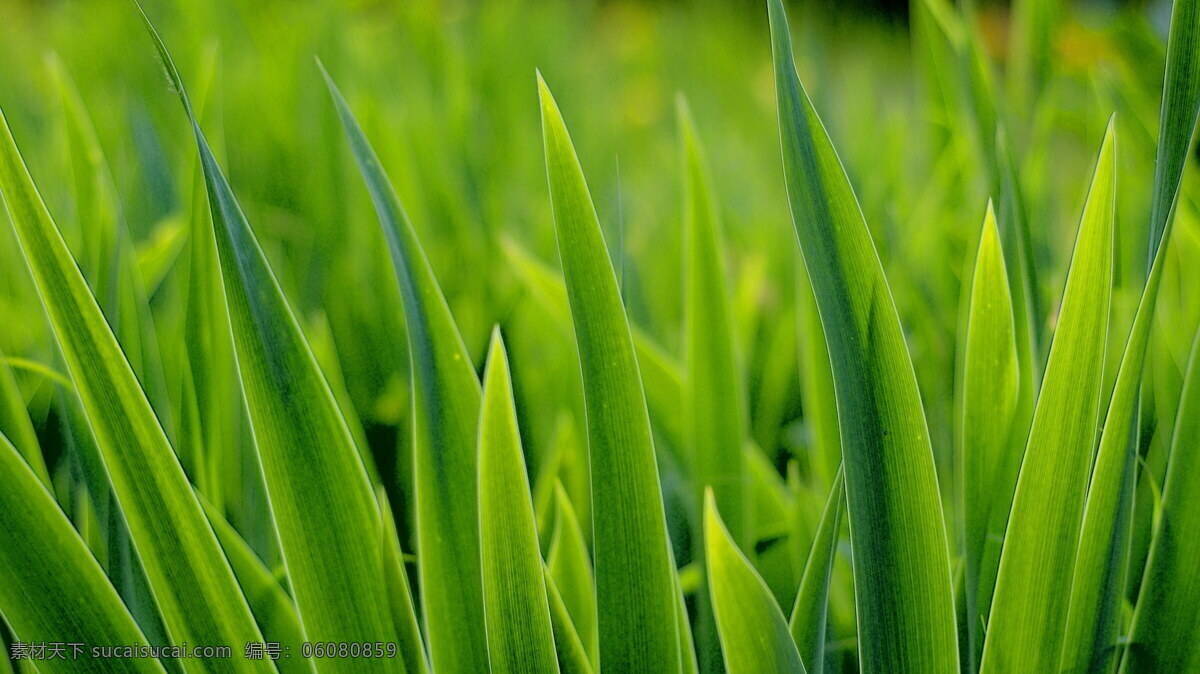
767 0 959 669
538 72 681 673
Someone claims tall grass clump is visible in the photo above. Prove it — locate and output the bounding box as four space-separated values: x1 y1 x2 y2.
0 0 1199 671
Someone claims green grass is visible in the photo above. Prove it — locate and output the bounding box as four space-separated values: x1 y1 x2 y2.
0 0 1199 672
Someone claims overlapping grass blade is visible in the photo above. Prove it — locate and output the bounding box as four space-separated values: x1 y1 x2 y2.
0 346 49 487
960 203 1020 667
200 501 312 674
538 73 680 673
705 490 806 674
501 236 686 451
766 0 959 669
377 490 429 674
789 467 843 673
1059 34 1200 656
548 484 598 670
980 120 1116 673
1123 329 1200 671
51 56 176 444
322 68 489 672
479 329 558 674
0 433 162 674
141 15 395 652
1120 3 1200 667
0 99 267 668
544 568 595 674
1145 0 1200 258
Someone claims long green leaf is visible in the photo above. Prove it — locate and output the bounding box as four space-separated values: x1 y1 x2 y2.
705 490 805 674
322 68 489 673
538 73 680 673
0 433 162 674
960 203 1020 667
548 484 598 670
141 17 395 653
789 466 843 673
766 1 959 669
981 120 1116 673
1123 328 1200 671
0 99 267 671
479 329 558 674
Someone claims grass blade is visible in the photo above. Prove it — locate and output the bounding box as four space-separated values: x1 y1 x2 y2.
789 467 844 673
960 203 1020 666
766 1 959 669
378 491 429 674
201 501 312 674
1123 329 1200 671
1146 0 1200 261
680 100 747 546
705 490 806 674
538 73 681 673
0 346 49 487
322 69 489 673
479 329 559 674
1121 2 1200 666
141 16 395 652
0 101 267 667
680 97 746 674
548 484 598 670
0 433 163 674
545 567 596 674
981 120 1116 673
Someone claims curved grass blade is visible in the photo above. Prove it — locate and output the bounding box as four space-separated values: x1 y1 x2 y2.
0 102 268 668
1123 329 1200 671
548 484 598 670
980 120 1116 673
0 433 163 674
960 203 1020 667
1058 264 1154 673
321 68 489 673
788 466 843 673
378 490 429 674
544 568 596 674
140 16 395 652
479 329 558 674
538 73 680 673
766 1 959 669
0 346 49 487
705 490 806 674
200 501 312 674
